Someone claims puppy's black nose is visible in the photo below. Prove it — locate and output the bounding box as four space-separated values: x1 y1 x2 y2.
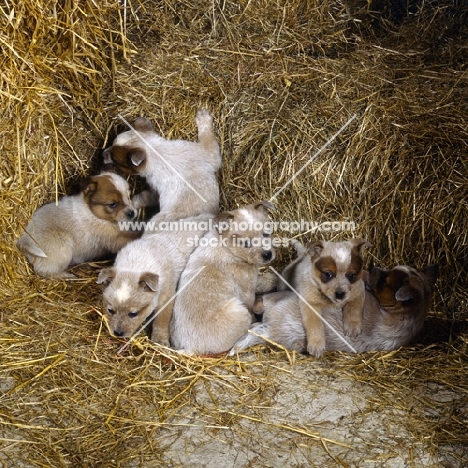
262 250 272 262
114 330 125 337
126 209 136 220
335 291 346 301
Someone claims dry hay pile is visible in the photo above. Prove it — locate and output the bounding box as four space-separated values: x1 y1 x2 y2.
1 0 467 466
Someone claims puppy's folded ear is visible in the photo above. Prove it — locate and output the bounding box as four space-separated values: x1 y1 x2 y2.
133 117 154 132
395 280 418 302
306 240 324 259
139 272 159 292
97 267 115 286
128 149 146 167
349 238 373 252
422 264 439 285
214 211 235 233
254 200 275 212
83 179 98 196
102 147 114 166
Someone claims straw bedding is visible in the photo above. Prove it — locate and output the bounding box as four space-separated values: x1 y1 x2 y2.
1 0 467 466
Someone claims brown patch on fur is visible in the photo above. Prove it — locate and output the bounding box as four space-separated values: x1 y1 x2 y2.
83 175 135 222
315 256 337 283
102 145 147 175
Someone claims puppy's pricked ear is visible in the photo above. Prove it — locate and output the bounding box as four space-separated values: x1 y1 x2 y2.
422 264 439 285
349 238 373 252
133 117 154 132
214 211 235 233
306 240 324 259
97 267 115 286
139 272 159 292
129 149 146 167
254 200 275 212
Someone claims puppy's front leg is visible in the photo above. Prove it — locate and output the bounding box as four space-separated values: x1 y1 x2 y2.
342 292 364 338
150 278 176 347
299 301 326 357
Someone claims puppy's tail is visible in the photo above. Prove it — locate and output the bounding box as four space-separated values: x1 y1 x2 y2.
228 323 269 356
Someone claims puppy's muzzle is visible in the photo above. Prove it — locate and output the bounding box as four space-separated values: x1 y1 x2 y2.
125 209 136 220
335 290 346 301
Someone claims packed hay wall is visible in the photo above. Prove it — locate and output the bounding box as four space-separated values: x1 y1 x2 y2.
1 1 467 467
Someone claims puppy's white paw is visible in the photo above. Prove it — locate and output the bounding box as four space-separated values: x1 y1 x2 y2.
306 337 326 358
195 109 213 128
343 318 363 338
150 331 170 348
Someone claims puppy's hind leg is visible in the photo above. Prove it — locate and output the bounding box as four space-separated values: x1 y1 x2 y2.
195 109 221 167
228 323 269 356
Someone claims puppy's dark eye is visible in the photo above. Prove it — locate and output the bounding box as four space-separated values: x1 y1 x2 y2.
128 311 139 318
107 308 115 316
346 272 357 283
107 202 118 209
321 271 335 282
263 232 271 238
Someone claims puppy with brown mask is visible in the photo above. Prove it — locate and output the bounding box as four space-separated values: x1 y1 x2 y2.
97 214 212 346
102 109 221 222
230 264 438 354
277 238 372 357
170 201 276 355
17 172 140 279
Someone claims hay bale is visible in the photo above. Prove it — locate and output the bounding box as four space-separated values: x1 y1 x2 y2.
1 0 467 466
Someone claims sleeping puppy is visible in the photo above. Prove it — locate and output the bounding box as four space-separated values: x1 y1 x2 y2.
17 172 140 279
102 109 221 222
230 264 438 354
170 201 276 355
278 238 372 357
97 214 212 346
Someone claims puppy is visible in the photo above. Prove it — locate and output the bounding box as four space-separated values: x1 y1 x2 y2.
17 172 140 279
170 201 276 355
97 214 212 346
230 264 438 354
102 109 221 222
277 238 372 357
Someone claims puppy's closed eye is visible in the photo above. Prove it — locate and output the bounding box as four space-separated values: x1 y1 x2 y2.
128 311 139 318
107 307 116 316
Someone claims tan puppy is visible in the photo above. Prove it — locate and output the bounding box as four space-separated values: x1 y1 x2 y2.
97 214 212 346
170 201 276 355
17 172 140 279
102 109 221 222
278 238 372 357
230 264 438 354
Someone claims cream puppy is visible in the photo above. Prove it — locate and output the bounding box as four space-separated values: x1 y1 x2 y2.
278 238 372 357
102 109 221 222
230 264 438 354
170 201 276 355
97 214 212 346
17 172 139 279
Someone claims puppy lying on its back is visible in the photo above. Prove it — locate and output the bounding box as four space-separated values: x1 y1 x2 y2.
102 109 221 222
230 264 438 354
170 201 275 355
17 172 140 279
97 214 212 346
